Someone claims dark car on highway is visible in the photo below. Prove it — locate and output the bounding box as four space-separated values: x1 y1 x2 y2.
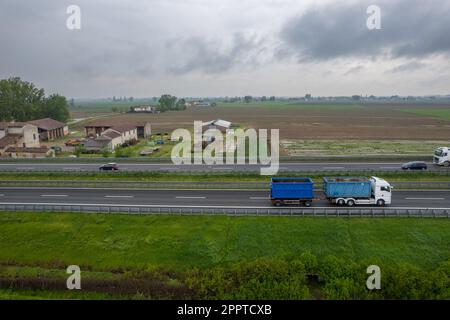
99 163 119 171
401 161 427 170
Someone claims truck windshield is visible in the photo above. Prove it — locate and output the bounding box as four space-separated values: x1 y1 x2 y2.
435 149 443 157
381 186 391 192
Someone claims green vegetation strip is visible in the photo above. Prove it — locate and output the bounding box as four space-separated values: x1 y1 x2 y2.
399 108 450 121
1 171 449 183
2 212 449 270
1 212 450 299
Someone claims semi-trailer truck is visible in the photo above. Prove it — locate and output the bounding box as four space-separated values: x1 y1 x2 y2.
433 147 450 166
323 176 392 207
270 177 314 207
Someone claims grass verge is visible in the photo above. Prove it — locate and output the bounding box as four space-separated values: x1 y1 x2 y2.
1 212 449 271
1 212 450 299
0 171 449 183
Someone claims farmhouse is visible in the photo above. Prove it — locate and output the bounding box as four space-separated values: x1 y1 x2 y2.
189 101 212 107
82 125 138 152
84 121 151 139
201 119 233 148
129 105 157 113
28 118 69 141
0 122 51 158
202 119 232 134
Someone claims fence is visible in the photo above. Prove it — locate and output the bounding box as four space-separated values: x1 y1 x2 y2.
0 203 449 218
0 180 449 190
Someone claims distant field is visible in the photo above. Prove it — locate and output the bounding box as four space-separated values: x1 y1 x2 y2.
282 139 448 156
218 102 365 111
73 103 450 140
399 108 450 121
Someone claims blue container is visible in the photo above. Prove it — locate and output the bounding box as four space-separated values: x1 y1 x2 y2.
270 178 314 200
323 177 371 199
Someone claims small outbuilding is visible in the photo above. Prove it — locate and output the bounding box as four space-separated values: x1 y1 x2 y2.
28 118 69 141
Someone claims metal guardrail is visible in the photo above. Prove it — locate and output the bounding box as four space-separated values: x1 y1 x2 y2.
0 180 449 190
0 203 449 218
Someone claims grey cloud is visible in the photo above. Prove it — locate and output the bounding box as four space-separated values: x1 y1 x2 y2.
344 65 364 76
386 61 427 74
1 0 449 97
281 0 450 61
166 33 271 74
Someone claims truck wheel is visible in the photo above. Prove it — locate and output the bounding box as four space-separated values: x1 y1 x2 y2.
304 201 312 207
376 199 385 207
274 200 283 207
337 199 345 206
347 200 355 207
444 161 450 167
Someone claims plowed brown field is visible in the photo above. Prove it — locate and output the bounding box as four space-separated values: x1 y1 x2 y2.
77 103 450 140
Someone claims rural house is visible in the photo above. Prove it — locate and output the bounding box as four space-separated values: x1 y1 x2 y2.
28 118 69 141
0 122 52 158
201 119 234 151
129 106 157 113
82 124 138 152
84 121 150 139
202 119 232 134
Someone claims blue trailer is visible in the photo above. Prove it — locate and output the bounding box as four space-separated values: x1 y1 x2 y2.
323 177 392 206
270 177 314 206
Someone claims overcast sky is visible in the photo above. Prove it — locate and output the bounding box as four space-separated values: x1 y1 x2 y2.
1 0 450 98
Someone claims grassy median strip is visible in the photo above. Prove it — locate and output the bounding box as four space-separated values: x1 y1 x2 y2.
1 171 450 183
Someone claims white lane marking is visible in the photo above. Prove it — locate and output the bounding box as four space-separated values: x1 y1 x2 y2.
41 194 68 197
63 167 80 170
175 196 206 199
380 166 399 169
405 197 445 200
249 197 270 200
17 167 35 170
214 167 233 170
0 194 4 197
104 195 134 198
323 167 345 169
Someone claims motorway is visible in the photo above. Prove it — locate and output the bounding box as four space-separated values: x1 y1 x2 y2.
0 162 448 172
0 188 449 208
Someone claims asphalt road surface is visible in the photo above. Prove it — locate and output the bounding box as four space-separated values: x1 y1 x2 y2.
0 188 449 208
0 162 447 172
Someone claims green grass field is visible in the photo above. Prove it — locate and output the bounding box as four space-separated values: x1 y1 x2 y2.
1 212 450 299
1 213 450 271
400 108 450 121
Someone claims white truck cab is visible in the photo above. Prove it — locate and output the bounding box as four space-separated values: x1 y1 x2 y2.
370 176 392 205
433 147 450 166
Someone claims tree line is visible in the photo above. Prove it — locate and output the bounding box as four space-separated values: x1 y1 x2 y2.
0 77 70 122
158 94 186 112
